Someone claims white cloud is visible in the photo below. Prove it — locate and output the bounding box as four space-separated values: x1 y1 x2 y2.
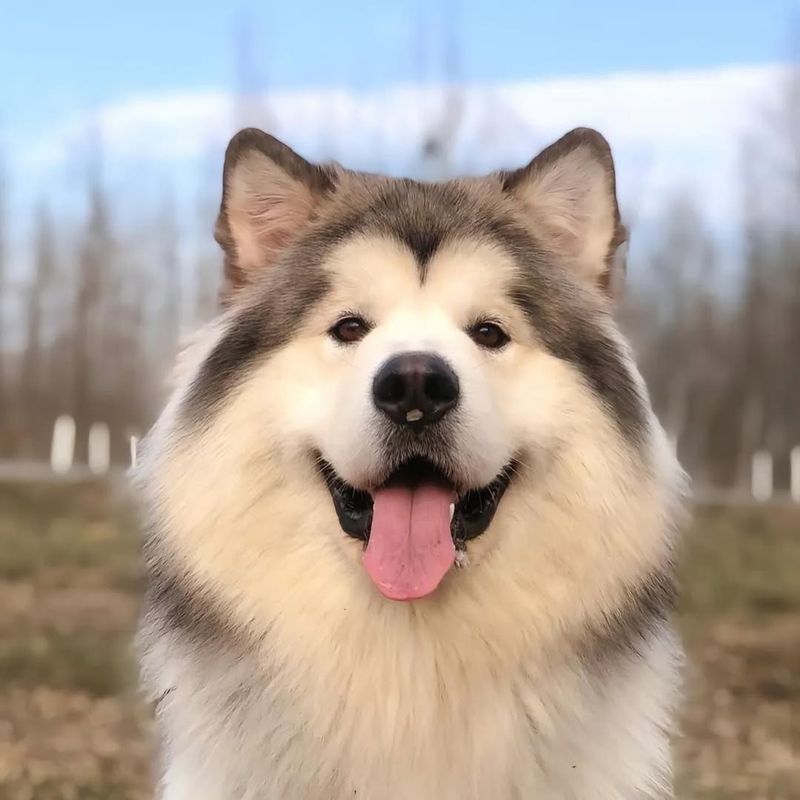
15 63 794 232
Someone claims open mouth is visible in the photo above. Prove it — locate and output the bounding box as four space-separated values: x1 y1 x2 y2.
319 456 514 601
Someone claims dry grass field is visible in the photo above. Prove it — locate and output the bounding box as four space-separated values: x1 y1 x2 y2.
0 481 797 799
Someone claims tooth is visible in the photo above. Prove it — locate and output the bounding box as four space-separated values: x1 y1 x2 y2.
449 503 455 522
406 409 424 422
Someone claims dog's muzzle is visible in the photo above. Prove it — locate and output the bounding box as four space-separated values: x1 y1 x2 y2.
319 456 515 602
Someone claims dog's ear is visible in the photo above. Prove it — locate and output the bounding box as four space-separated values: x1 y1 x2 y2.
215 128 334 305
501 128 627 298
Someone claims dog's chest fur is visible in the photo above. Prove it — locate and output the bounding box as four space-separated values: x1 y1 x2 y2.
147 595 677 800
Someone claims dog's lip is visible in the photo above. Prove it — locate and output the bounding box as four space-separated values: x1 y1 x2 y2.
317 456 515 545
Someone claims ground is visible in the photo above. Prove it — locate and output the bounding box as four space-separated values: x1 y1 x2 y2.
0 482 797 799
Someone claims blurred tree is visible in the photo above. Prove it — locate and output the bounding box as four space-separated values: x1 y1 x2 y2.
71 159 113 460
0 57 796 478
0 150 6 450
631 195 726 481
159 188 182 354
732 64 800 487
191 179 222 324
20 202 56 455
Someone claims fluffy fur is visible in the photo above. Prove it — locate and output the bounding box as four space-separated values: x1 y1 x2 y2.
136 127 686 799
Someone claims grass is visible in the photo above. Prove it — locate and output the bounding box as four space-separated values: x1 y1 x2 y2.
0 483 151 800
679 505 800 619
0 481 797 799
674 505 800 800
0 630 134 698
0 483 140 588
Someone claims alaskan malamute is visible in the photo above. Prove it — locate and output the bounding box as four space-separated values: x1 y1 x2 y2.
136 126 685 799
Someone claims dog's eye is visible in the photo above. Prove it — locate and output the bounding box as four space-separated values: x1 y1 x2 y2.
330 316 370 344
468 321 509 350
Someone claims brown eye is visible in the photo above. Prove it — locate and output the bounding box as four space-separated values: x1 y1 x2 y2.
330 316 370 344
468 321 509 350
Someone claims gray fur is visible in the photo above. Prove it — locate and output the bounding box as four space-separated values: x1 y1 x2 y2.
194 173 646 443
138 126 685 800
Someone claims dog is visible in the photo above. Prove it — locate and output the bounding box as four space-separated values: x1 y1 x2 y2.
136 126 686 799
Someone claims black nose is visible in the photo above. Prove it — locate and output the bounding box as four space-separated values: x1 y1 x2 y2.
372 352 460 427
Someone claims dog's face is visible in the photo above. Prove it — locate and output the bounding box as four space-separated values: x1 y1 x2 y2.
160 128 653 604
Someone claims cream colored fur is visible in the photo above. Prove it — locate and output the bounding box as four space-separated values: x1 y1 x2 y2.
226 149 318 274
510 141 619 287
138 233 685 799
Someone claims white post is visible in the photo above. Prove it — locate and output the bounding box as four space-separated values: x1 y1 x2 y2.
88 423 111 475
50 415 76 474
751 450 773 503
791 446 800 503
129 435 139 469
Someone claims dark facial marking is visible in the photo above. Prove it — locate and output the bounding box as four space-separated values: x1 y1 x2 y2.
402 226 442 272
139 533 247 652
577 566 677 672
338 182 646 448
477 216 647 445
511 271 647 446
357 180 449 275
197 174 647 444
182 243 332 423
307 180 475 279
143 565 236 648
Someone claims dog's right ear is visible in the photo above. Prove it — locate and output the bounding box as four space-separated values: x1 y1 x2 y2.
215 128 334 305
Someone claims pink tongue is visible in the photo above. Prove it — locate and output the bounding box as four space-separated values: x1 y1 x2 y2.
363 483 456 601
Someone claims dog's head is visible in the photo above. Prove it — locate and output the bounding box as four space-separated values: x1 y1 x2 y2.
149 128 667 605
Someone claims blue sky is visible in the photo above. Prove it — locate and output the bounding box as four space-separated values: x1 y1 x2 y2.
1 0 797 139
1 0 797 260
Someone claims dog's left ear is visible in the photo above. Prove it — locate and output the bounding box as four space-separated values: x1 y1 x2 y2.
215 128 334 305
501 128 627 298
